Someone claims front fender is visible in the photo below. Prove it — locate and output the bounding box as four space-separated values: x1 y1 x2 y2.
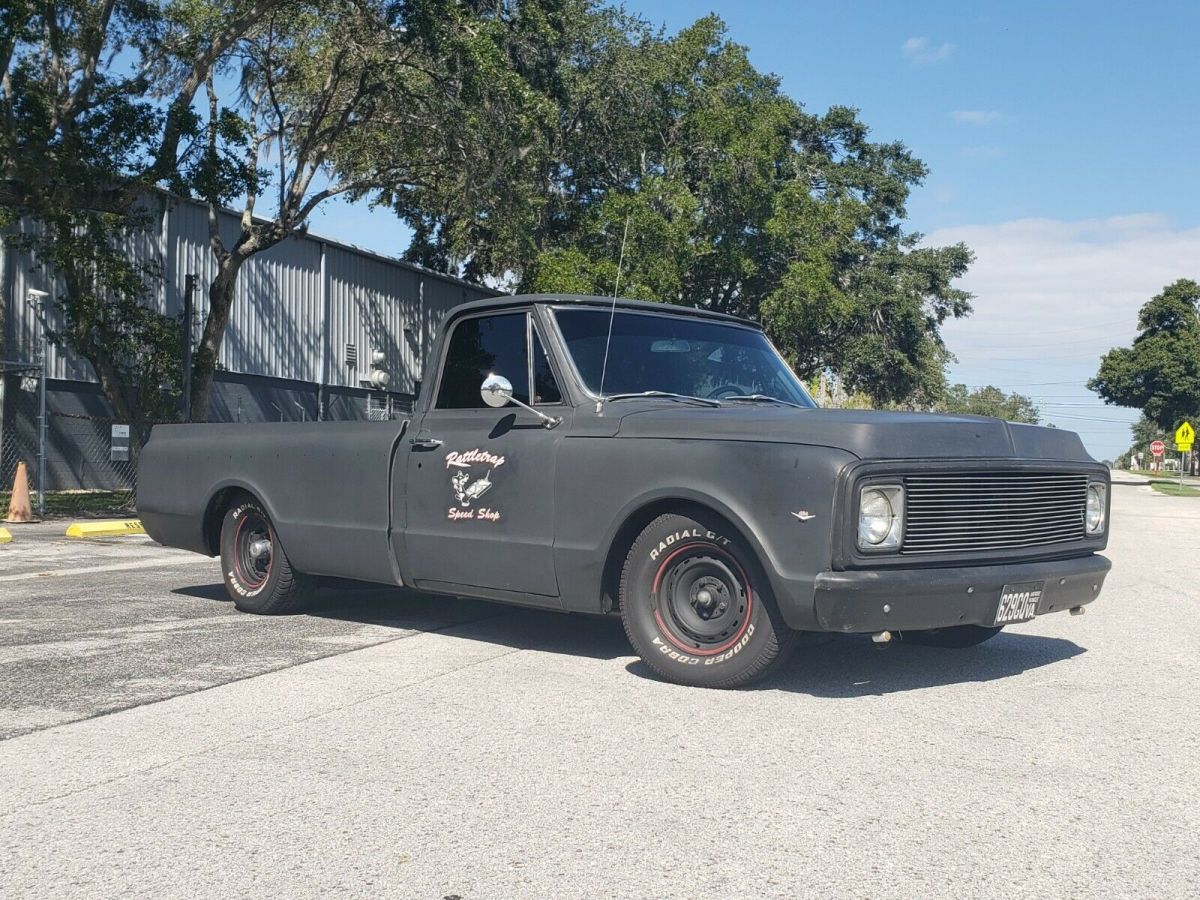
552 437 856 628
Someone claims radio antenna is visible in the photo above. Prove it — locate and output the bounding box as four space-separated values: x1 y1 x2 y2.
596 215 631 413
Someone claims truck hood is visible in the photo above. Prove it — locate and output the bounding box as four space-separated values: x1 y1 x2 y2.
611 405 1093 461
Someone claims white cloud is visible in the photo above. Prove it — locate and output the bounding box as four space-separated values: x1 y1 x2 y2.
902 36 955 64
925 214 1200 459
951 109 1005 125
931 185 958 205
961 145 1008 160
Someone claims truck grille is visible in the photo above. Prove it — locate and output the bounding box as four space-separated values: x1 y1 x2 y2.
902 472 1088 554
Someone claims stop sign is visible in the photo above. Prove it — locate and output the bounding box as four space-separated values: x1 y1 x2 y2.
1151 440 1165 456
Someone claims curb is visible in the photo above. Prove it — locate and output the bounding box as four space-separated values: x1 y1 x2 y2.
65 520 146 539
0 527 11 544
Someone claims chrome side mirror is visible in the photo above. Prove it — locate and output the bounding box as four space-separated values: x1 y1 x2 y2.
479 373 562 428
481 373 513 408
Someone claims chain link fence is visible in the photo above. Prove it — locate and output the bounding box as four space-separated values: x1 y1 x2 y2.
42 412 146 517
1 361 43 514
3 363 411 519
3 359 143 518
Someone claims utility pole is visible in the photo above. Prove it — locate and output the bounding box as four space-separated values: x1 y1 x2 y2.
27 289 50 517
182 274 196 422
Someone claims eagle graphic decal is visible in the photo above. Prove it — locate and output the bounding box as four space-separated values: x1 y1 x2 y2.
445 448 505 522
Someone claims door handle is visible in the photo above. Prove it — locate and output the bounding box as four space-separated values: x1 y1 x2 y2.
409 437 443 450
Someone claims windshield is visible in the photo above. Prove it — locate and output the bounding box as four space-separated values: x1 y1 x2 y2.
553 307 816 407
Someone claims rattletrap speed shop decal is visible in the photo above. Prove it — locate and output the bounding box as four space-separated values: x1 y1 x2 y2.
446 449 505 522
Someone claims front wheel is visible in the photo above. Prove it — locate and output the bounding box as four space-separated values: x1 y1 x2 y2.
899 625 1003 648
219 497 311 614
619 513 794 688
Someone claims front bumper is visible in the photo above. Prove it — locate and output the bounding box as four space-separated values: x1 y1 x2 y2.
812 553 1111 633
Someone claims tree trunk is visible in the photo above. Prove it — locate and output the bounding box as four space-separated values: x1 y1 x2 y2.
188 256 246 422
92 354 136 423
58 258 138 423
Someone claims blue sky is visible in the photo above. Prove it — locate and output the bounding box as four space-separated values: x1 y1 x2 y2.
311 1 1200 461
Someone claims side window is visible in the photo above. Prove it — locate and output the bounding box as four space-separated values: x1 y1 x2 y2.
532 329 562 405
436 313 530 409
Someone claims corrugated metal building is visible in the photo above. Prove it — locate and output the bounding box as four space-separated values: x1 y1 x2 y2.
3 191 496 403
0 192 498 490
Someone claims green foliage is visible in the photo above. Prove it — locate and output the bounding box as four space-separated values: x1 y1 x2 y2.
936 384 1040 424
5 1 974 415
1089 279 1200 432
1151 482 1200 498
387 12 974 406
5 207 184 422
1 2 180 420
1 0 286 421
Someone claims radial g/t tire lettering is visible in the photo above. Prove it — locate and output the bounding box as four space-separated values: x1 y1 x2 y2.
219 498 311 614
619 513 794 688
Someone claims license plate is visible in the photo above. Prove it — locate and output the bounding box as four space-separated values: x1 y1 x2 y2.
994 581 1045 625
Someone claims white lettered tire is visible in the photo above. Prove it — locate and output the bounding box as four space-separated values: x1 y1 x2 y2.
619 513 794 688
219 498 311 614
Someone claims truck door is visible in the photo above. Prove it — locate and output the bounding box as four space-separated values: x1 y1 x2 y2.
400 309 568 597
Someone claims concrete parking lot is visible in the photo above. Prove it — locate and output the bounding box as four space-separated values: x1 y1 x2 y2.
1 486 1197 898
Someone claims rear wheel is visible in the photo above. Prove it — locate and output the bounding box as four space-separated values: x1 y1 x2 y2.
900 624 1003 648
619 513 794 688
219 498 310 614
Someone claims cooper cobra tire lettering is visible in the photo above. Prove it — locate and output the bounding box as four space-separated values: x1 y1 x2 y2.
224 571 262 598
703 623 755 666
652 636 701 665
219 497 311 615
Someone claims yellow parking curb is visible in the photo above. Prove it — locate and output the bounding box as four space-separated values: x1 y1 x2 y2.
65 520 146 538
0 527 11 544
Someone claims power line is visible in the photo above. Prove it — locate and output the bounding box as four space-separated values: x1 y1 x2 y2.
944 316 1134 337
1041 413 1140 424
959 380 1084 387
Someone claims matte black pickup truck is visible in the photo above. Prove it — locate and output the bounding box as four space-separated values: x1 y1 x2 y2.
140 294 1111 687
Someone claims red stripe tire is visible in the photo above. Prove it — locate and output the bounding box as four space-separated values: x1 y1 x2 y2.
619 512 794 688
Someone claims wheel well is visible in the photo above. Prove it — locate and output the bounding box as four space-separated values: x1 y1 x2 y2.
202 487 253 555
600 499 756 614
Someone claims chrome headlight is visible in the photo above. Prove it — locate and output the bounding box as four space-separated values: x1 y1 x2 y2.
1085 483 1107 534
857 485 904 550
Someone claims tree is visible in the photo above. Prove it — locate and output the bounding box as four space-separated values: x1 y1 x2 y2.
388 14 974 406
2 0 566 420
1089 279 1200 432
1118 416 1164 470
937 384 1039 423
1 0 288 421
183 0 563 418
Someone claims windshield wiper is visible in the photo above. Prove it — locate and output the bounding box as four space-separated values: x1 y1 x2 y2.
604 391 723 408
723 394 805 409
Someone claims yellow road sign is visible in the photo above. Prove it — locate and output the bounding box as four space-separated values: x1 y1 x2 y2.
1176 421 1195 445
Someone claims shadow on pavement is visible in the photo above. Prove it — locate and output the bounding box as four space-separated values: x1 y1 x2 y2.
172 584 232 602
171 580 632 662
712 631 1082 696
172 579 1084 690
624 631 1084 695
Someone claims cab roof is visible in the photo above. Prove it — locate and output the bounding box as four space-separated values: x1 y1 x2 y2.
448 293 760 329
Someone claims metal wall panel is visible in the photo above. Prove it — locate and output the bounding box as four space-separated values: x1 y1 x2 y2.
2 194 497 390
325 244 476 393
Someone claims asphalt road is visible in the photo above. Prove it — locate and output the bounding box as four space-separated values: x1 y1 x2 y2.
1 486 1197 898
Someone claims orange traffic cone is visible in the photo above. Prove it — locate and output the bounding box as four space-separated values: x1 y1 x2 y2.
4 461 35 523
